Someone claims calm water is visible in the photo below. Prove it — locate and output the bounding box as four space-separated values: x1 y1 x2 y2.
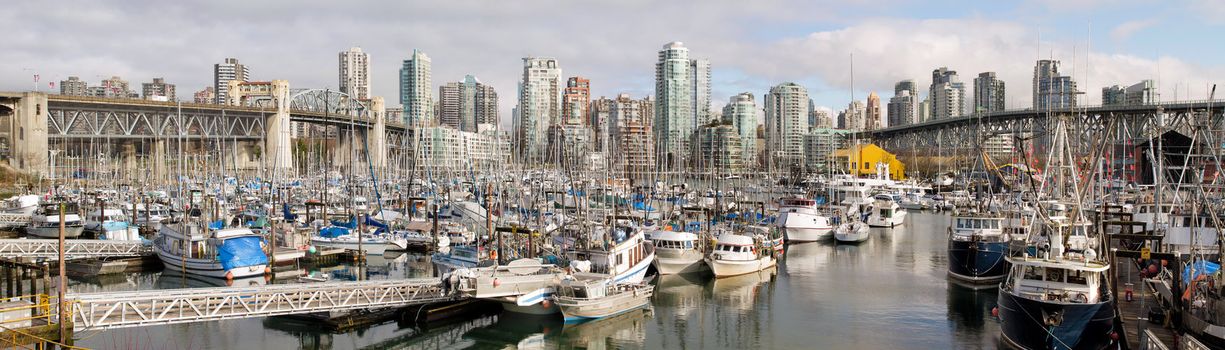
72 212 1002 349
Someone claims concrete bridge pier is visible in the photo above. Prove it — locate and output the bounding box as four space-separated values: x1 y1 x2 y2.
263 81 293 172
10 92 49 175
370 97 387 172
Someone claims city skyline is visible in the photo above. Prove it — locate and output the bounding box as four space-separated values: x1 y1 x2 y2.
3 1 1224 129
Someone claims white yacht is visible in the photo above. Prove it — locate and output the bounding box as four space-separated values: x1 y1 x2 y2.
866 194 906 228
833 217 870 243
132 203 171 231
432 245 490 276
153 225 269 279
311 227 408 255
705 230 778 278
649 229 707 275
28 202 85 238
1 195 40 216
775 197 833 242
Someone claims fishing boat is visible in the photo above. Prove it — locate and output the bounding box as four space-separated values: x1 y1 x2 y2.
27 202 85 238
84 208 141 240
553 275 653 323
133 202 172 231
775 197 834 242
153 225 269 280
649 229 708 275
432 245 491 276
946 214 1009 283
1 195 40 216
567 223 654 284
866 194 906 228
311 226 407 255
705 230 778 278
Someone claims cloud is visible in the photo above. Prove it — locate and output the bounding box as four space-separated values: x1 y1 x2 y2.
1110 19 1158 41
1190 0 1225 24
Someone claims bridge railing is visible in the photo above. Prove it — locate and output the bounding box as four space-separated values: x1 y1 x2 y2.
0 239 151 260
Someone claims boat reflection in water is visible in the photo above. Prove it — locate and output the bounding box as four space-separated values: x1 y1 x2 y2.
157 269 268 289
555 307 653 349
712 265 777 311
461 313 562 348
946 279 1002 347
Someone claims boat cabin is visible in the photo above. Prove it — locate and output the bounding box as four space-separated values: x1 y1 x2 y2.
1007 259 1107 304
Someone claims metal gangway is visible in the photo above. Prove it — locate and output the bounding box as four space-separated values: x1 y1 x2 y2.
70 278 456 331
0 239 151 259
0 213 30 229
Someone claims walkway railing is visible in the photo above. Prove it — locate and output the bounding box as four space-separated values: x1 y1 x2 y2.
70 277 453 331
0 239 150 260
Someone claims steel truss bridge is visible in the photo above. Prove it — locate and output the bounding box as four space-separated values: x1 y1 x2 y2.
865 100 1225 155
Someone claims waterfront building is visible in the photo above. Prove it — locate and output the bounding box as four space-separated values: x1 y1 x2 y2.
437 75 500 132
832 144 906 180
590 97 613 152
764 82 810 168
865 92 882 130
438 82 462 129
983 133 1015 162
547 123 594 165
562 76 590 125
722 92 757 168
87 76 138 99
410 125 509 171
1102 85 1126 106
214 58 249 104
973 72 1005 113
338 47 371 99
655 42 695 169
691 122 743 173
887 80 918 127
917 97 931 123
804 128 850 173
400 49 433 127
1033 59 1078 110
810 107 832 130
141 77 176 102
59 76 88 96
930 67 965 119
193 87 215 104
515 57 562 161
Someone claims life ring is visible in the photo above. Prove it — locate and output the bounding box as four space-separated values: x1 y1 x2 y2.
1074 293 1089 303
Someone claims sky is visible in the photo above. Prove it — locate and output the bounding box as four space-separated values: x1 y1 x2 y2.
3 0 1224 128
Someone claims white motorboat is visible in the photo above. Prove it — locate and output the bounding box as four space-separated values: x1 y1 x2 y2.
432 245 491 276
0 195 40 216
553 275 653 323
649 229 708 275
27 202 85 238
133 202 171 231
153 225 269 279
705 230 778 278
775 197 833 242
866 194 906 228
311 227 407 255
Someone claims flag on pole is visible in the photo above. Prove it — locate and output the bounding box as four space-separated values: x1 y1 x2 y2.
32 74 39 82
49 82 55 89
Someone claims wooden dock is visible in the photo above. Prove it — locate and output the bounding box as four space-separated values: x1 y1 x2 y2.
1115 258 1179 349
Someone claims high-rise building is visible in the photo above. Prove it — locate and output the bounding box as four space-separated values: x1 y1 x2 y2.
842 100 865 131
514 57 562 161
804 128 849 173
917 98 931 123
1033 59 1078 110
1102 85 1126 106
655 42 695 169
608 93 655 178
590 97 613 153
86 76 137 99
887 80 918 127
400 49 433 127
691 123 743 172
141 78 176 101
865 92 882 130
59 76 89 96
467 75 498 131
562 76 591 125
722 92 757 167
338 47 371 99
193 87 215 104
930 67 965 119
973 72 1005 113
690 58 712 127
214 58 249 104
810 107 832 129
438 82 463 129
764 82 810 168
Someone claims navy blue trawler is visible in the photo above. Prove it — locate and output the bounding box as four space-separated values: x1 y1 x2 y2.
997 218 1118 350
947 213 1010 283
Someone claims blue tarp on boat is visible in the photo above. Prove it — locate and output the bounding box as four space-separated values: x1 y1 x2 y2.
208 220 225 230
319 226 349 238
364 216 388 233
331 217 357 229
1183 261 1221 285
282 204 297 221
218 236 268 271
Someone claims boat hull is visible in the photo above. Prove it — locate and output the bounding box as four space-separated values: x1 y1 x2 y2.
654 249 708 275
556 288 652 323
311 238 392 255
27 225 84 239
154 244 267 279
706 257 776 278
997 292 1117 350
783 226 833 242
947 240 1008 283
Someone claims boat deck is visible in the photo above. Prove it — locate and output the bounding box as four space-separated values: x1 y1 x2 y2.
1115 259 1179 349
